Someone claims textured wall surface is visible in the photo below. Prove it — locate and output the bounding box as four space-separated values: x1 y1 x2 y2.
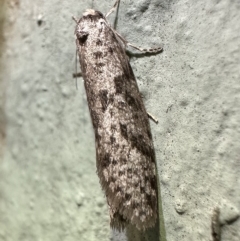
0 0 240 241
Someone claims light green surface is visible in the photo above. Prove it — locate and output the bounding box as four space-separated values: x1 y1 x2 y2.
1 0 240 241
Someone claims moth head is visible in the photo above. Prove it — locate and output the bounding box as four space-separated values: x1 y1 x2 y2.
74 9 105 44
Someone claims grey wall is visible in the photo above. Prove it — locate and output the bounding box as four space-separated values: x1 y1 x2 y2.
0 0 239 241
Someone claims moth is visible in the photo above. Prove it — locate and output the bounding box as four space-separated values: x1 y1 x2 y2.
73 0 161 231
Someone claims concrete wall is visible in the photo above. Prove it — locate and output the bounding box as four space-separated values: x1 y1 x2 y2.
0 0 239 240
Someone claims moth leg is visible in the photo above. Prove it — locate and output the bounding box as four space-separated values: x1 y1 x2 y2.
127 43 163 54
72 47 82 89
113 30 163 54
147 112 158 124
73 73 82 78
106 0 121 18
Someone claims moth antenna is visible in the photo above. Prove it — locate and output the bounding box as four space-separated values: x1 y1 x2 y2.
105 0 120 18
72 16 78 24
75 48 78 90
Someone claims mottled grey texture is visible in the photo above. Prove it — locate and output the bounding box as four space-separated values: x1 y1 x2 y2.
74 8 158 230
0 0 240 241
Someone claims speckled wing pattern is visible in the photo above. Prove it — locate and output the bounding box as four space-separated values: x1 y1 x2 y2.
74 10 158 230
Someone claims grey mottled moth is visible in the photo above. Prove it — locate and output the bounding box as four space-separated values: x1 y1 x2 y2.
73 0 161 231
